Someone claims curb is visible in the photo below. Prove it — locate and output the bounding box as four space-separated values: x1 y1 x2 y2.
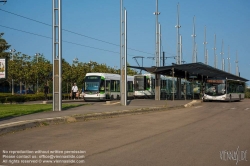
0 100 202 136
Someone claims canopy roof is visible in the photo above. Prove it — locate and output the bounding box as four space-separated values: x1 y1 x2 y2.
129 62 248 82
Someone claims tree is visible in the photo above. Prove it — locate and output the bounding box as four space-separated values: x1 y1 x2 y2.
0 33 11 58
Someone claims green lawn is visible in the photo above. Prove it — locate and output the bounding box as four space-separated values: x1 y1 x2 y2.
0 104 84 119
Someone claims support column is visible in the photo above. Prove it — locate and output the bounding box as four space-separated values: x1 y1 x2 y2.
52 0 62 111
155 74 160 100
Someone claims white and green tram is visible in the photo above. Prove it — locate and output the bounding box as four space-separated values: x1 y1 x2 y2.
203 79 245 101
83 73 134 101
134 73 177 99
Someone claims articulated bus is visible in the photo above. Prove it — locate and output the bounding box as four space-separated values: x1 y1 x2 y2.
82 73 134 101
203 79 245 101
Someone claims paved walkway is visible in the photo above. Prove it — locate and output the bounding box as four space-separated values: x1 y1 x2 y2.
0 99 201 135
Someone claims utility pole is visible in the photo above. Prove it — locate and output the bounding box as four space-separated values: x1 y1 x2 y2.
191 16 196 63
203 26 208 65
175 3 181 64
10 48 16 95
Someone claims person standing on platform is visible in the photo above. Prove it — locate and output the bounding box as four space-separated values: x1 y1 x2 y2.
44 83 49 100
72 83 78 100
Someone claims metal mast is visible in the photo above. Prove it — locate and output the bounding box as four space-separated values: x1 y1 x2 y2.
180 35 182 64
213 34 217 68
203 26 208 65
191 16 196 63
227 45 230 73
235 51 239 76
220 40 225 71
195 43 198 62
159 23 161 66
175 3 181 64
153 0 160 67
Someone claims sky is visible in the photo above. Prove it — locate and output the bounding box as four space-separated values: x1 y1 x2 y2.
1 0 250 84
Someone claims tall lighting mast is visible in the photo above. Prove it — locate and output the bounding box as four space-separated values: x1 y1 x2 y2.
213 34 217 68
203 26 208 65
175 3 181 64
235 51 239 76
220 40 225 71
191 16 196 63
153 0 160 67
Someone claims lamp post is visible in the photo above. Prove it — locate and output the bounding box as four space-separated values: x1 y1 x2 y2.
35 53 41 93
10 48 16 95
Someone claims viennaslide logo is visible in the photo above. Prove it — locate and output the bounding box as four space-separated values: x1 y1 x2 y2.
220 146 247 165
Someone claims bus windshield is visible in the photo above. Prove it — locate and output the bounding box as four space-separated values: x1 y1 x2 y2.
84 76 101 92
205 80 226 96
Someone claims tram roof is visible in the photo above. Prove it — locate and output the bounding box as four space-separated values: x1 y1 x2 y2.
128 62 249 82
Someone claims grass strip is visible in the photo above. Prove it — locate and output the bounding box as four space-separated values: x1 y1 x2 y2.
0 104 84 119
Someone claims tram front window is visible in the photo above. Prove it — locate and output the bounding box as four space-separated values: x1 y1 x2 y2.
84 76 101 92
134 76 146 91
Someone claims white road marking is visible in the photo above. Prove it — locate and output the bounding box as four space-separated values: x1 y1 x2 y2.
195 106 202 108
245 108 249 110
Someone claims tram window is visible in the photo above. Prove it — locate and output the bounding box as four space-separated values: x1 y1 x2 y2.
152 79 155 89
100 80 105 91
111 80 115 92
116 80 120 92
146 78 150 90
128 81 133 92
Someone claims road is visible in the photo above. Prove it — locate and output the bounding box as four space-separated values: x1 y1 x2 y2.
0 99 250 166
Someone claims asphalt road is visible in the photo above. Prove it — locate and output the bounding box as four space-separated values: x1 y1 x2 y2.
0 99 250 166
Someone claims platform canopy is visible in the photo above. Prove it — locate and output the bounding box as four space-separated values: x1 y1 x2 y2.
128 62 249 82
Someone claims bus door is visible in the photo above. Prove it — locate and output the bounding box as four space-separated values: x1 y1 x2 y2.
105 80 111 99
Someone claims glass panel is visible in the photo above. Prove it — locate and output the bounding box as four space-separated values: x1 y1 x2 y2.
205 83 226 96
84 76 100 92
134 76 145 91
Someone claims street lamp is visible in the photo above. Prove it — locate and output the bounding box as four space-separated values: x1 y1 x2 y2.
35 53 41 93
10 48 16 95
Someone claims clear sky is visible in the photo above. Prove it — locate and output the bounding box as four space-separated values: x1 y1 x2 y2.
1 0 249 84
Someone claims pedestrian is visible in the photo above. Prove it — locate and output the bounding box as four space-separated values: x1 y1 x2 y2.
72 83 78 100
44 83 49 100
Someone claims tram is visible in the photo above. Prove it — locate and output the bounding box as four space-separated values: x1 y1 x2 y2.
82 73 134 101
134 73 177 99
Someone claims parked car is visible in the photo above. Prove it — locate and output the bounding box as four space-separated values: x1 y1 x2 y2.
16 90 35 94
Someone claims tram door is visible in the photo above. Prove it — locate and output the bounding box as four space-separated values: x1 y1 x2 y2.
105 80 111 99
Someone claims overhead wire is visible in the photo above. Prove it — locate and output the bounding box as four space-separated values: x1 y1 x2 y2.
0 8 156 56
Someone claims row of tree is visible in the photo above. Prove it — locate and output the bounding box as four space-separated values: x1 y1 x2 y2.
0 33 138 93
